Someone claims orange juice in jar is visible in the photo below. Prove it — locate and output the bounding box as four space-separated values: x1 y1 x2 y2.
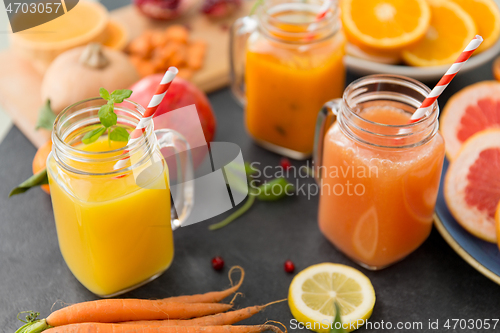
230 0 345 159
314 75 445 270
47 98 193 297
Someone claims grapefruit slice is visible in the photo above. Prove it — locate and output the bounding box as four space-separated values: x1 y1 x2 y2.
441 81 500 160
444 129 500 243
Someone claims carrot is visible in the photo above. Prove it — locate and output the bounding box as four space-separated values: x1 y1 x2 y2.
46 301 232 327
121 300 287 326
45 323 286 333
166 266 245 304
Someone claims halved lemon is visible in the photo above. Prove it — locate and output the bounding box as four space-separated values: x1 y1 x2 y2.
341 0 431 52
288 263 376 333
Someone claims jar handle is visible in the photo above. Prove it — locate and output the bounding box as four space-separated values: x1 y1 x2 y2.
230 16 258 106
313 99 341 182
155 129 194 230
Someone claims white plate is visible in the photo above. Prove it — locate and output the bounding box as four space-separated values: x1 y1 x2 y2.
344 37 500 81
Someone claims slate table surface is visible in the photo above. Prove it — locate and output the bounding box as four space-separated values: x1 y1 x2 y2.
2 1 500 331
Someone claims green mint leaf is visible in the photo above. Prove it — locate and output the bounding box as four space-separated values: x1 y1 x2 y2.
110 89 133 103
99 87 111 101
329 302 346 333
35 100 57 131
109 127 130 142
9 169 48 197
98 104 117 128
82 126 106 144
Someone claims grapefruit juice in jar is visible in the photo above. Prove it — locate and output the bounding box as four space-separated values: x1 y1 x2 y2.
315 75 445 270
231 0 345 159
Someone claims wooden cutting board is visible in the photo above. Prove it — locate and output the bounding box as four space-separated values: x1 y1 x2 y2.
0 2 252 148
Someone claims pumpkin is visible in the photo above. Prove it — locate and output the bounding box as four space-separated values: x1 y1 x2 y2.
41 43 140 114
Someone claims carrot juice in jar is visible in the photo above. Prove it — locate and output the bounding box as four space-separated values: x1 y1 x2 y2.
47 98 193 297
314 75 445 270
230 0 345 159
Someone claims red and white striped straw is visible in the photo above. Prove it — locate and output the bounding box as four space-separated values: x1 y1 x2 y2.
114 66 179 169
410 35 483 123
316 0 332 20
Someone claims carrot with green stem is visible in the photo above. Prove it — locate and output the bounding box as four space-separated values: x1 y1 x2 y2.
166 266 245 304
15 301 232 333
121 299 287 326
45 323 287 333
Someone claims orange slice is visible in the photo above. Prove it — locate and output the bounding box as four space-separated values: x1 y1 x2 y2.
402 0 477 67
450 0 500 53
102 20 128 51
441 81 500 160
444 129 500 243
341 0 431 52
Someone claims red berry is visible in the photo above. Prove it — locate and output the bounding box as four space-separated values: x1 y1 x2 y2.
284 260 295 273
212 256 225 271
280 157 292 171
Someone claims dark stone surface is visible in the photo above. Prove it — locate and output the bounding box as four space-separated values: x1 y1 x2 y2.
2 1 500 332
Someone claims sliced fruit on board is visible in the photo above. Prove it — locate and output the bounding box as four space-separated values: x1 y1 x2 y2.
288 263 375 333
441 81 500 160
450 0 500 53
444 129 500 243
402 0 477 67
340 0 431 52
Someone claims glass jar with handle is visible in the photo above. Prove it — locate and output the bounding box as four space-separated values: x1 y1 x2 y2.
314 75 445 270
47 98 193 297
230 0 345 159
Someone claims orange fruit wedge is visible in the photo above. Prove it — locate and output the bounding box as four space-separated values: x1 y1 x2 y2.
450 0 500 53
441 81 500 160
493 56 500 81
32 140 52 195
402 0 477 67
444 129 500 243
102 20 128 51
340 0 431 52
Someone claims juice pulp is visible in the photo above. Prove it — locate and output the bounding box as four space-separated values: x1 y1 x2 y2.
245 11 345 155
47 139 173 296
318 106 445 269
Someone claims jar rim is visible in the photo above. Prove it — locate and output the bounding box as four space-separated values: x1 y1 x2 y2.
337 74 440 149
51 97 156 175
257 0 340 44
53 97 152 156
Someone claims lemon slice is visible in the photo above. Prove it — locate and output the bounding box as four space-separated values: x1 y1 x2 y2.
288 263 376 333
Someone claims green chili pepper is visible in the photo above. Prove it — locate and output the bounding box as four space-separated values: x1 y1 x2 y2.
209 173 294 230
256 177 294 201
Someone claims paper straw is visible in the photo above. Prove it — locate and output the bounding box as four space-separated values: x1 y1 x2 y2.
410 35 483 123
316 0 332 20
114 67 179 170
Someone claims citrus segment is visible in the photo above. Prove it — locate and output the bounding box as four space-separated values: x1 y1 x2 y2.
450 0 500 52
288 263 375 333
444 130 500 243
441 81 500 159
341 0 431 51
402 0 477 67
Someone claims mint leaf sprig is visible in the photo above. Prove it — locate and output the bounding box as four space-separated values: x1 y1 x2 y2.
82 88 132 145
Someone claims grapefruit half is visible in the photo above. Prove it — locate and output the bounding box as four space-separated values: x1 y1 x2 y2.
444 129 500 243
441 81 500 160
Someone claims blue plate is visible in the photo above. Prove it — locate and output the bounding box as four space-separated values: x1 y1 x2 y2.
434 159 500 284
